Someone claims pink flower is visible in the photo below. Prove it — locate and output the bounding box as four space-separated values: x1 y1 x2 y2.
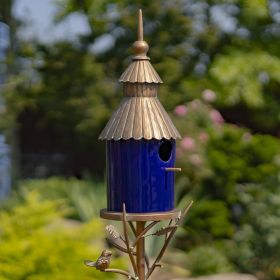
199 132 209 143
174 105 188 117
189 154 203 166
209 109 224 124
202 89 216 102
181 137 195 150
189 99 200 109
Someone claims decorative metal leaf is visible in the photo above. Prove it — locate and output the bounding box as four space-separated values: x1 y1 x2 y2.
151 226 177 236
106 237 135 255
106 225 121 239
176 211 182 223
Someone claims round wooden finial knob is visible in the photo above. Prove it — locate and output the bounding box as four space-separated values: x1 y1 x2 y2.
132 40 149 55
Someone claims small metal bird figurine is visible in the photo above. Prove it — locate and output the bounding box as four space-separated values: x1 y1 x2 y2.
84 250 112 271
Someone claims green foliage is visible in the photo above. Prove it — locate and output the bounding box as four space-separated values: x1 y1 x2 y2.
204 126 280 202
0 190 121 280
175 99 280 205
12 177 107 221
185 246 233 277
186 200 234 240
211 50 280 108
174 98 280 277
229 182 280 279
3 42 114 138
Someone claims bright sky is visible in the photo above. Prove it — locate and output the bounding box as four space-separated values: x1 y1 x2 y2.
13 0 90 42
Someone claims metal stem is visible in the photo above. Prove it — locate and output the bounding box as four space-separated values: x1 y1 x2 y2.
105 268 136 278
129 222 150 269
136 221 146 280
132 221 158 247
122 204 139 277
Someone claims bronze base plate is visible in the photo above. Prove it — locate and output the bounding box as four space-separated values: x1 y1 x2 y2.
100 208 181 221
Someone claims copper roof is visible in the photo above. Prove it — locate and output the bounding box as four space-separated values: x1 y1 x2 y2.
119 60 163 83
99 9 181 141
99 97 181 140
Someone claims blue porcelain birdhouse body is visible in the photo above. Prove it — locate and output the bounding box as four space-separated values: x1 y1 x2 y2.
99 12 181 213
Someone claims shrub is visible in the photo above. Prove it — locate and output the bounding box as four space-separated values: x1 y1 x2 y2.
230 182 280 279
185 246 232 276
0 190 122 280
4 177 106 221
173 99 280 278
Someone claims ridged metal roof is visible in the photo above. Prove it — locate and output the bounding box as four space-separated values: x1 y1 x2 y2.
119 60 163 84
99 97 181 140
99 9 181 141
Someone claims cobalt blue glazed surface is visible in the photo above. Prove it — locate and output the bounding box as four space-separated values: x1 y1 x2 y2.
106 139 176 213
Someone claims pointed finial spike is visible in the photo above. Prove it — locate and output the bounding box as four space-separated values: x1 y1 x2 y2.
138 9 143 41
132 9 149 57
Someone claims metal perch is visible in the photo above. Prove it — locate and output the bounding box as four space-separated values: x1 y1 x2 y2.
85 201 193 279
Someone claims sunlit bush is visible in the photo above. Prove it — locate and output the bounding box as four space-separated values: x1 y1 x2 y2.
0 188 122 280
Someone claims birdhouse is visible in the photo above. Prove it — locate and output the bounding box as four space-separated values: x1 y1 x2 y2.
99 10 181 213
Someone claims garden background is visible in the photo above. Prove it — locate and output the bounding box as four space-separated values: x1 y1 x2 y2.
0 0 280 279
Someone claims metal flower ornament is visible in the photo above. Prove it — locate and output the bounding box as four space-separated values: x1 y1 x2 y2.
84 9 193 280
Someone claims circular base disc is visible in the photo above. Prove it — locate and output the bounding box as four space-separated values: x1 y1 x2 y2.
100 208 181 221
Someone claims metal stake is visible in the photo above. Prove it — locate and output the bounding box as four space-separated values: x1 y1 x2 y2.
136 222 146 280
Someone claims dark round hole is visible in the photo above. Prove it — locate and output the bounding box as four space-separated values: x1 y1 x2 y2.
158 140 173 162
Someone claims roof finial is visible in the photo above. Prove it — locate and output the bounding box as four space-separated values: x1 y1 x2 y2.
132 9 149 58
138 9 143 41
